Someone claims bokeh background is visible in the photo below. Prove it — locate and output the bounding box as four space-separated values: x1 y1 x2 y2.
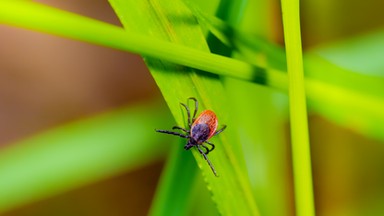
1 1 162 215
1 0 384 215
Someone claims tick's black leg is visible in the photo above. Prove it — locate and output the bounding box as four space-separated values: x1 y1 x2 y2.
180 103 192 128
201 144 210 155
204 141 215 152
172 126 188 133
196 145 218 177
155 129 189 139
213 125 227 136
188 97 198 122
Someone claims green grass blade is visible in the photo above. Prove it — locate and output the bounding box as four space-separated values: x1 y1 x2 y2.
0 102 170 213
109 0 259 215
281 0 315 215
0 1 286 91
149 143 197 216
304 30 384 142
306 31 384 99
312 30 384 76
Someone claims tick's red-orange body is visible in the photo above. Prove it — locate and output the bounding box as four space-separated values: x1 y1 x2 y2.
185 110 218 150
155 98 226 177
193 110 218 139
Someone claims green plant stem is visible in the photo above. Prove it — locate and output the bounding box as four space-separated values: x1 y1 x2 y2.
280 0 315 216
0 1 286 91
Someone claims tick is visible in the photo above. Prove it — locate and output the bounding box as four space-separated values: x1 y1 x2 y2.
155 97 226 177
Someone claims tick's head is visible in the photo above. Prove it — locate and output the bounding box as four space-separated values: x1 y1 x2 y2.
184 138 198 150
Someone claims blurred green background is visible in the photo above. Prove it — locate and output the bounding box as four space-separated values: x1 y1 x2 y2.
0 1 167 215
1 0 384 215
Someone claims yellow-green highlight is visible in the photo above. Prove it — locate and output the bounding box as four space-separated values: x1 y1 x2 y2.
281 0 315 215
